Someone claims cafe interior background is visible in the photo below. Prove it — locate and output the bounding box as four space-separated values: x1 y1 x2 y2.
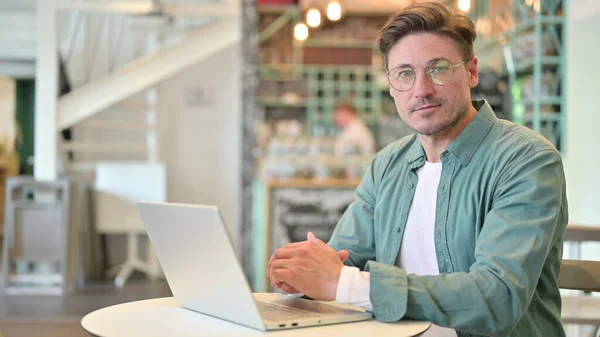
0 0 598 336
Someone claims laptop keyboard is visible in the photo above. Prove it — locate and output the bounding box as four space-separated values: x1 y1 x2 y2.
256 301 322 320
255 299 356 321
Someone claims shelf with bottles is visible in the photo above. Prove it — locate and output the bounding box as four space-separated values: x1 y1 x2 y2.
474 7 564 60
502 55 561 77
500 24 563 77
521 117 562 149
510 0 563 25
511 74 563 151
501 0 565 152
499 1 564 76
515 71 562 101
512 102 562 125
258 96 309 108
520 96 561 107
508 66 564 130
259 135 373 183
258 63 305 82
258 67 309 109
522 112 561 122
512 14 563 36
256 116 373 183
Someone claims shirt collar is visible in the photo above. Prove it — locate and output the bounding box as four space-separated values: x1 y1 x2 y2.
446 99 496 166
405 134 426 164
404 99 496 166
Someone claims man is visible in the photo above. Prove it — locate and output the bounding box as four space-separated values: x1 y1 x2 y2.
267 2 568 337
332 101 376 157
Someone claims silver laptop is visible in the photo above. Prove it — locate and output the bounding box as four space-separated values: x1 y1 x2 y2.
136 201 373 331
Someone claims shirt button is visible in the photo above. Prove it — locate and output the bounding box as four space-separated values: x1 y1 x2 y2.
396 227 401 233
408 183 414 189
441 185 446 191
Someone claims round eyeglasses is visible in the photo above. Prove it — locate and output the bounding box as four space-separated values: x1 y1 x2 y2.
387 58 468 92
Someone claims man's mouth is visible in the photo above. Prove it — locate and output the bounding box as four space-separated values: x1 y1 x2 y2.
413 104 441 112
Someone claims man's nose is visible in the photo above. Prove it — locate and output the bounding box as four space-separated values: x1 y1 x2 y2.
412 72 436 98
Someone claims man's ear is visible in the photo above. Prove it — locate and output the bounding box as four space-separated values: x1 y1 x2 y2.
468 57 479 88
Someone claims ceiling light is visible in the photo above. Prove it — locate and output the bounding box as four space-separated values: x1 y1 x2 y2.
327 1 342 22
306 8 321 28
458 0 470 12
294 23 309 41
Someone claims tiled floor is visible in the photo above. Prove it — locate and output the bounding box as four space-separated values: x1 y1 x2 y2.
0 279 172 337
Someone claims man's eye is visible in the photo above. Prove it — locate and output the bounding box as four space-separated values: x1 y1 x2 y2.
395 69 413 79
433 66 449 73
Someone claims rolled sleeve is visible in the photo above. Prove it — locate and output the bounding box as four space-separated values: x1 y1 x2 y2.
366 261 408 321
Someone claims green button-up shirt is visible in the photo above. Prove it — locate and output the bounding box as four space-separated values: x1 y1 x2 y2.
329 100 568 337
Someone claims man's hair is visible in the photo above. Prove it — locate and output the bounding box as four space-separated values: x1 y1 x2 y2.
377 1 476 70
334 100 357 115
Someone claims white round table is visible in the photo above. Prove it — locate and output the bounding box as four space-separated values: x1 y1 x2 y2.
82 297 431 337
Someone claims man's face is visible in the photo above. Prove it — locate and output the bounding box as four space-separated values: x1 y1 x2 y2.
387 33 479 136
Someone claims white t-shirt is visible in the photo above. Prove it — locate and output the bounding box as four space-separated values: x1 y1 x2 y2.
396 161 442 274
335 161 457 337
334 119 376 157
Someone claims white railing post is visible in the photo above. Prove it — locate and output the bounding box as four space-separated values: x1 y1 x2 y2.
34 0 58 181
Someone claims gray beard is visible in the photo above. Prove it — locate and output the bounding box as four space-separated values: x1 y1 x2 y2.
414 101 470 137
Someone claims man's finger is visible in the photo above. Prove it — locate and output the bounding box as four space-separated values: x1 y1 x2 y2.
273 247 307 260
279 282 299 294
267 244 304 276
267 255 274 277
271 278 280 290
267 247 307 277
268 257 300 283
269 257 296 271
281 241 308 250
267 250 285 276
271 269 296 288
307 232 325 245
267 252 277 277
337 249 350 262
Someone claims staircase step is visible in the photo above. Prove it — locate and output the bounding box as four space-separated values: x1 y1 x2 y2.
77 120 149 132
65 162 98 173
60 142 147 154
111 98 152 113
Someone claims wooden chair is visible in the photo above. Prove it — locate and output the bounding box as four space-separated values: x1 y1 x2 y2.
559 225 600 337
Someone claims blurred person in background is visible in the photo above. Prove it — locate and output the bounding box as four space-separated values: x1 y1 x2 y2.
332 101 376 157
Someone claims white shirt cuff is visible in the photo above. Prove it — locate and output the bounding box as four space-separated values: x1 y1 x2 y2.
335 266 373 312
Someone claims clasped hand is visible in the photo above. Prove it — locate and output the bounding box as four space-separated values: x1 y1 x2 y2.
266 232 349 301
